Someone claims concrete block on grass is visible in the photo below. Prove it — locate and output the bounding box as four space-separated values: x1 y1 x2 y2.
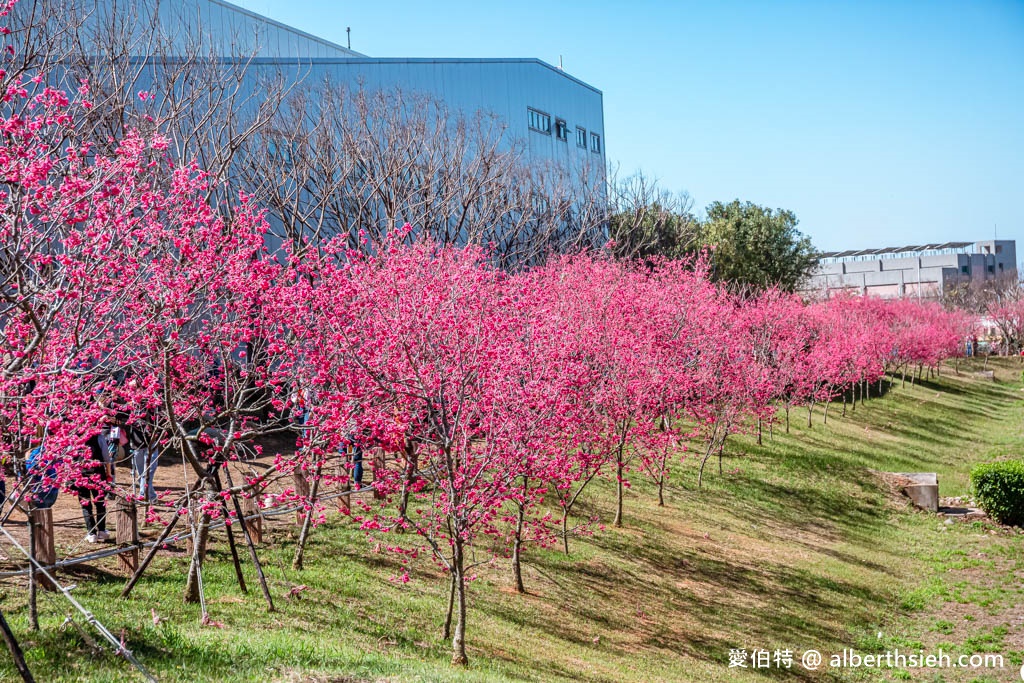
893 472 939 513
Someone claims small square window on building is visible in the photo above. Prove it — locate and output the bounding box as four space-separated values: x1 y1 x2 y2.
528 108 551 134
590 132 601 153
576 126 586 148
267 134 297 167
988 265 995 273
961 265 970 275
531 193 549 213
555 118 568 141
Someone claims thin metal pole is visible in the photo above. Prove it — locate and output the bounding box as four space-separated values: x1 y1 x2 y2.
0 525 157 683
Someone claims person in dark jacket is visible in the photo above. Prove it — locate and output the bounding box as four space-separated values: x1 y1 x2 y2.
80 432 113 542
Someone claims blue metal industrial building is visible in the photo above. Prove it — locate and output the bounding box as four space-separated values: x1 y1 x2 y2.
82 0 606 170
9 0 609 259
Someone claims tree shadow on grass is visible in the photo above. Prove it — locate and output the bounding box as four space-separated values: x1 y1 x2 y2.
488 528 885 682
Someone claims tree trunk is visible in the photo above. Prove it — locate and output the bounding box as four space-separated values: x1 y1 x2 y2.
561 510 570 555
757 418 762 446
785 404 790 433
697 438 717 489
823 398 830 425
613 457 624 528
842 392 847 417
807 402 813 428
293 462 323 571
657 476 665 507
450 539 469 666
397 440 418 522
442 572 456 640
183 477 215 605
511 497 526 594
183 510 211 605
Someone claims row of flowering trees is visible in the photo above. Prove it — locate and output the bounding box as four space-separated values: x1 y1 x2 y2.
0 56 977 666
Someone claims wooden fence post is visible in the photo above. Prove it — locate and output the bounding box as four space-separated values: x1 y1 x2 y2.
29 509 56 591
293 471 310 525
372 447 385 500
240 496 262 545
112 495 139 574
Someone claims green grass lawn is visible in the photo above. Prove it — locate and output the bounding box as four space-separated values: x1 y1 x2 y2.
2 358 1022 682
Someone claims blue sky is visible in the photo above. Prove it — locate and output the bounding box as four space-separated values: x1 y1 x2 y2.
234 0 1023 253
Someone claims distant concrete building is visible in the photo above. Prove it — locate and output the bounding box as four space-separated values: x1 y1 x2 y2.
806 240 1017 299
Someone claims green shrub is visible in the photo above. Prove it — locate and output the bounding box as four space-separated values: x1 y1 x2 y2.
970 460 1024 526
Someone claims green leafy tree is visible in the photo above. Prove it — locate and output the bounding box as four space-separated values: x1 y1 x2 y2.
699 200 818 292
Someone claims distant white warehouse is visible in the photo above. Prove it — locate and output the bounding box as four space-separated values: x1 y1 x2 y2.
806 240 1017 299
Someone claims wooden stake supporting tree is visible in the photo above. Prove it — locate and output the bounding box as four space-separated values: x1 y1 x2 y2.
293 463 322 571
122 511 182 599
213 471 247 594
223 469 275 612
292 471 310 525
0 608 35 683
336 451 352 515
240 496 263 545
29 509 56 592
112 495 139 574
371 448 386 501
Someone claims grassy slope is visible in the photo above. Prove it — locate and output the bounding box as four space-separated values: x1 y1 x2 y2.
1 359 1022 682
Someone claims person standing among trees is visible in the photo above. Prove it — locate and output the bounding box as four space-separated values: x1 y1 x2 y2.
128 416 159 503
24 426 59 512
341 403 364 491
80 427 114 543
343 434 364 491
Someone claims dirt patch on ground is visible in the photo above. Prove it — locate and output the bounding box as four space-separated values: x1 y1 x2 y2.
0 443 378 583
